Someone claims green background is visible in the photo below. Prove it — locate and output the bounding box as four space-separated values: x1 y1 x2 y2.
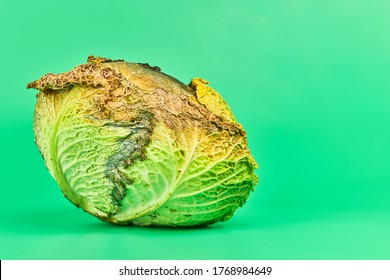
1 0 390 259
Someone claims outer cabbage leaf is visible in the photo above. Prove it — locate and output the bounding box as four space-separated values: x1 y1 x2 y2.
116 124 256 226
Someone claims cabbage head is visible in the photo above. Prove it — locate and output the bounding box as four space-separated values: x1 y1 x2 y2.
27 56 258 227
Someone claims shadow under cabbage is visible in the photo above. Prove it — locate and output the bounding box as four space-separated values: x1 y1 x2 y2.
0 206 227 235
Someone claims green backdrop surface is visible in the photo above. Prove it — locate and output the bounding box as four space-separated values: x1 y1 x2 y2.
1 0 390 259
